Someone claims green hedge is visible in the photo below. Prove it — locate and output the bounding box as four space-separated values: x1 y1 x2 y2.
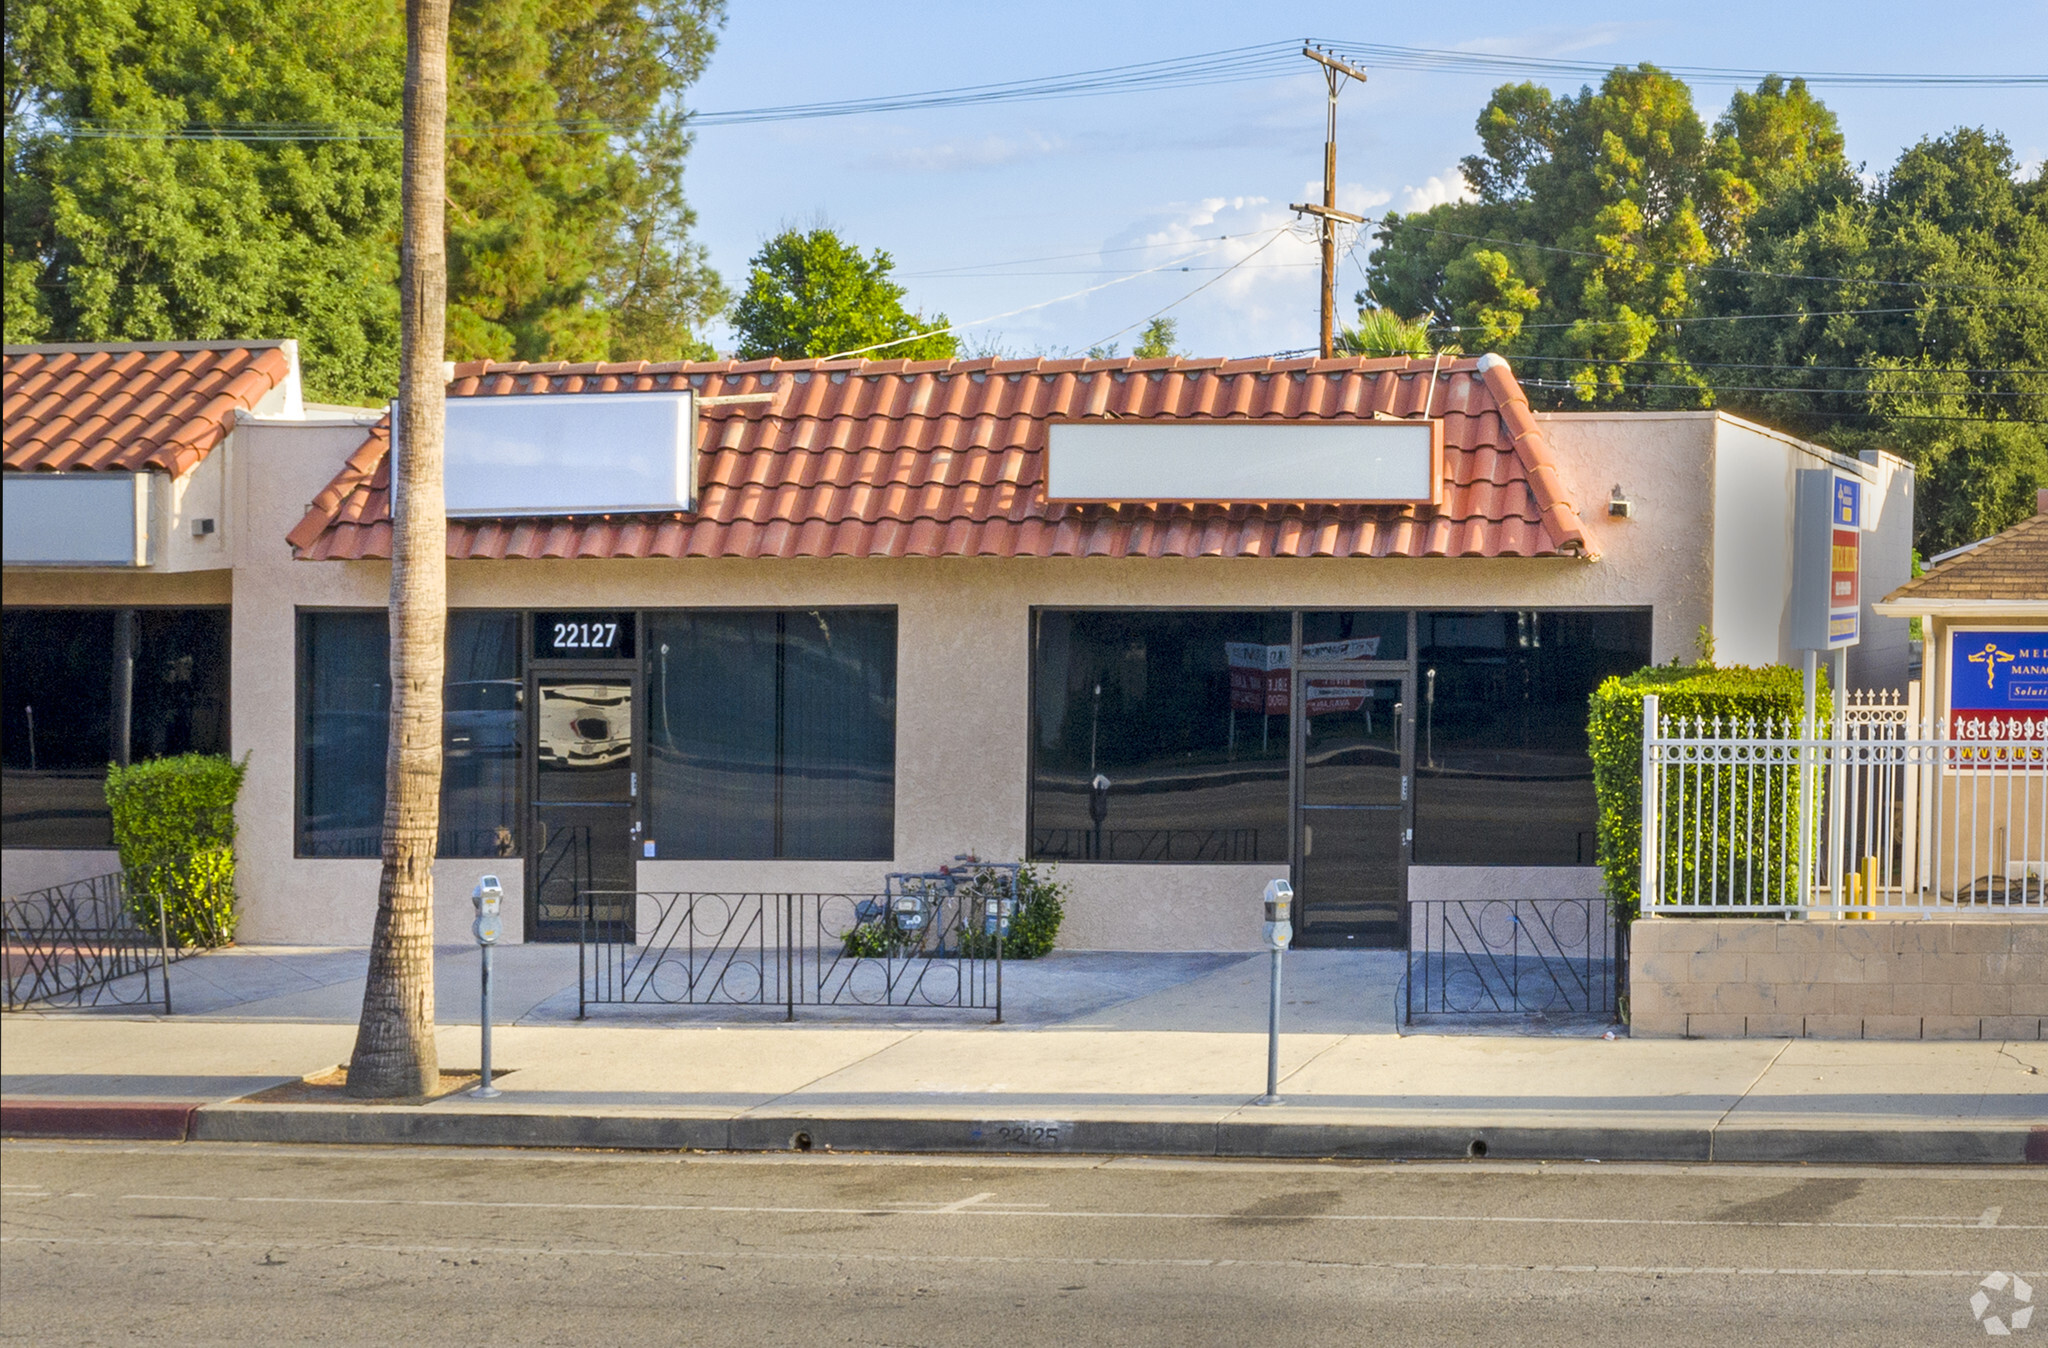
105 753 247 947
1589 664 1828 920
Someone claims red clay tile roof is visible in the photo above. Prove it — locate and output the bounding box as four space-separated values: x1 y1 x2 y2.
1881 510 2048 604
288 354 1594 562
3 341 294 477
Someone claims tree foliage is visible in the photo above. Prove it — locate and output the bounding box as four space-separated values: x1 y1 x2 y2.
729 226 956 361
1337 307 1437 358
1364 68 2047 552
1131 316 1179 359
4 0 726 403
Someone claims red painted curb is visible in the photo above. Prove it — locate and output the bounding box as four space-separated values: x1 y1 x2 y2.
1 1100 197 1142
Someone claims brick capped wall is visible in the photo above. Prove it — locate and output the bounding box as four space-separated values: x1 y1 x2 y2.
1629 918 2047 1040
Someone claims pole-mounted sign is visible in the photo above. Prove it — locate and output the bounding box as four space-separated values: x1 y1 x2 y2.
1792 467 1864 652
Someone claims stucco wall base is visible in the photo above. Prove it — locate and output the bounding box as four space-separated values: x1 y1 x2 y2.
1629 917 2048 1040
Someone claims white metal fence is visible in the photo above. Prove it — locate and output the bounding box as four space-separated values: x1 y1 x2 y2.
1639 690 2046 917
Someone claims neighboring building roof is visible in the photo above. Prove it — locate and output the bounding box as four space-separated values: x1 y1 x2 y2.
1880 507 2048 606
3 341 296 477
288 353 1594 562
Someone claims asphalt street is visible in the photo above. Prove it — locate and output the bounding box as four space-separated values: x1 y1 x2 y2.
1 1142 2041 1346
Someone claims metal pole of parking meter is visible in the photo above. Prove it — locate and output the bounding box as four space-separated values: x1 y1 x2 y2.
472 876 504 1099
1256 878 1293 1105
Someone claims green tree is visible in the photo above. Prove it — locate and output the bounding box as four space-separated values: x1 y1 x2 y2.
729 227 957 361
4 0 407 402
1691 129 2048 552
1131 316 1179 359
4 0 726 401
1337 307 1439 358
1364 68 1845 407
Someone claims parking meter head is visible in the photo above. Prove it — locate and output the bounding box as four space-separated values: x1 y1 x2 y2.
472 875 503 917
1263 878 1293 925
1089 773 1111 824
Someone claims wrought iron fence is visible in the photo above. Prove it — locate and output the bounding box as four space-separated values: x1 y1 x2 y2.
1406 897 1620 1020
3 872 174 1012
579 887 1004 1021
1640 692 2047 916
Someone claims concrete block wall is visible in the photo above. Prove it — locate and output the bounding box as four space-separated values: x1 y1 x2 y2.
1629 918 2048 1040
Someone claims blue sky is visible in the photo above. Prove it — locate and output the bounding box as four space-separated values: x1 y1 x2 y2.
681 2 2048 360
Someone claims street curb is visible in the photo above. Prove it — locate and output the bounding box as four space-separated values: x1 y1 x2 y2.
1 1100 197 1142
169 1105 2048 1165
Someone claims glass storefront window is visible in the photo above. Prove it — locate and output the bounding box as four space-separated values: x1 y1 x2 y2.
2 607 229 848
1030 610 1292 863
295 610 523 858
644 609 896 860
1414 609 1652 865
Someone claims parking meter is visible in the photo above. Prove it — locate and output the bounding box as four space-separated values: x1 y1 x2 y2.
1089 773 1111 859
471 876 503 1099
1257 878 1293 1104
472 874 503 946
1262 878 1293 949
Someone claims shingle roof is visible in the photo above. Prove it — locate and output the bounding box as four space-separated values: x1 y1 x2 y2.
1882 510 2048 604
287 353 1594 562
3 341 294 477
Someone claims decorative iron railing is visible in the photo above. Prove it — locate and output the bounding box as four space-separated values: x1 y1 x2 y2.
2 873 175 1012
1639 693 2046 916
1406 897 1619 1021
578 887 1004 1021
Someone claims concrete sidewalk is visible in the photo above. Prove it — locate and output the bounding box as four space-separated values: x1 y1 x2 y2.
4 947 2045 1164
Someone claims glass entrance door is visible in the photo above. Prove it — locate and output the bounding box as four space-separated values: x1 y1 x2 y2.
1294 672 1410 947
528 677 637 942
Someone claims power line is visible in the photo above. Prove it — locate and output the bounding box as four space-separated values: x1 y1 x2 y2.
1437 302 2041 333
1370 216 2048 297
1086 230 1296 353
899 233 1261 277
41 38 2047 144
1504 352 2048 377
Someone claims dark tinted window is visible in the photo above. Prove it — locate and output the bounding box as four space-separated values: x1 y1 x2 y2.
645 609 896 860
1414 609 1651 865
1030 610 1291 863
1301 610 1407 661
296 610 523 858
2 608 228 848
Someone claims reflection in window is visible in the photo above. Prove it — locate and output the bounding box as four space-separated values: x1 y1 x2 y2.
1414 609 1651 865
2 608 229 848
295 610 522 858
1030 610 1291 863
645 609 896 860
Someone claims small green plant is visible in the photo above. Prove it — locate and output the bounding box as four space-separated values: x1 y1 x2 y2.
955 860 1067 960
104 753 247 947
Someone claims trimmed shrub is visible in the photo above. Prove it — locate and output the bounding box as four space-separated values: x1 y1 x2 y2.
1588 664 1829 919
104 753 247 947
952 860 1068 960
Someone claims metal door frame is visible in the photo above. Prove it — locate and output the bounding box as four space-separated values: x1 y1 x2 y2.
1288 610 1417 947
523 611 644 942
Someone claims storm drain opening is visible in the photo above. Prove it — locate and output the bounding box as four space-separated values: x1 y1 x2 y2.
791 1131 814 1152
1467 1138 1489 1158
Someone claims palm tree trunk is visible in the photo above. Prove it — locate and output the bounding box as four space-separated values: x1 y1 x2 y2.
347 0 451 1099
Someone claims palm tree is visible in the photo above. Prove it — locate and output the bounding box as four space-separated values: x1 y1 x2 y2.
1337 308 1452 359
347 0 450 1099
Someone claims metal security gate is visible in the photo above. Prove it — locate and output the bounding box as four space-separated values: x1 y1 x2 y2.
578 877 1010 1021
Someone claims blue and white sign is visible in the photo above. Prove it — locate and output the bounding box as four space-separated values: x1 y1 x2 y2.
1948 628 2048 744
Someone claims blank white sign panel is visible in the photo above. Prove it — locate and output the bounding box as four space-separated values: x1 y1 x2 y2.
1046 421 1440 503
428 391 696 516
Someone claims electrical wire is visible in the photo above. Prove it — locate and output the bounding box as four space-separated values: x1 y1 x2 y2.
1436 302 2041 333
817 230 1286 360
1083 230 1297 353
45 38 2045 143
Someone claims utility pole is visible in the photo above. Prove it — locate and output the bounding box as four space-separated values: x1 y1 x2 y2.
1290 45 1369 359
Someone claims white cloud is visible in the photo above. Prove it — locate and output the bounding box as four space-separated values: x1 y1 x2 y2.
865 132 1065 173
1397 167 1477 214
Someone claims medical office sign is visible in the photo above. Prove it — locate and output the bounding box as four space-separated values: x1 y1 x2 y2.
1948 629 2048 758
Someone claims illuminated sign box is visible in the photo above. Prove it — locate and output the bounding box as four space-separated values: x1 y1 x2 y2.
408 391 697 517
1046 420 1442 504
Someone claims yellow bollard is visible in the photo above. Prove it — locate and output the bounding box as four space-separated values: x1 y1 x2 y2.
1844 855 1879 919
